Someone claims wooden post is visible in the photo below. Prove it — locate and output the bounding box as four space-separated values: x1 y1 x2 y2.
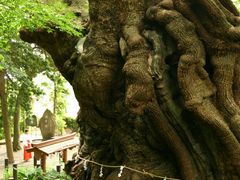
33 156 37 167
56 165 61 173
36 162 41 169
40 154 46 172
5 158 9 169
62 149 67 163
13 163 17 180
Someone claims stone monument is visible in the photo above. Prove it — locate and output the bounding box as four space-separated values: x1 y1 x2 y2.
39 109 56 140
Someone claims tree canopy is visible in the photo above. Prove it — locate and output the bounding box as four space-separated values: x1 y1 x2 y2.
0 0 82 51
0 0 83 156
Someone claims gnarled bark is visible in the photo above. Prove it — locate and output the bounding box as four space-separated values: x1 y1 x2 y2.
20 0 240 179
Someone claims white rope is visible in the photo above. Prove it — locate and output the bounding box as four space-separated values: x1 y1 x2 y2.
78 156 180 180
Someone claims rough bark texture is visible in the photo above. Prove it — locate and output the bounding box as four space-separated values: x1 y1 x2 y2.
20 0 240 179
0 71 14 163
13 90 21 151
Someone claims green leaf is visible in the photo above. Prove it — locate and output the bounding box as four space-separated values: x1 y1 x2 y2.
0 0 83 50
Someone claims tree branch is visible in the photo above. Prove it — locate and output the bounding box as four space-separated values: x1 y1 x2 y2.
20 28 79 83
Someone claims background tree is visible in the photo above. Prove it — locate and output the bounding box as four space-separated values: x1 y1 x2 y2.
18 0 240 179
0 70 14 163
2 40 51 151
0 0 82 158
44 70 70 134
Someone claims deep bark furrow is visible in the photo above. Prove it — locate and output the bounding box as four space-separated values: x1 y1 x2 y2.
143 30 203 179
111 117 178 179
147 5 215 107
185 0 240 41
145 103 198 180
233 58 240 107
193 99 240 173
147 3 240 177
143 29 210 178
173 0 240 51
212 54 238 115
218 0 240 16
211 53 240 141
122 2 199 179
214 0 240 26
122 0 156 115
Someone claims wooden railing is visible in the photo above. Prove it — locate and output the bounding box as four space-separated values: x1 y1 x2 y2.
27 133 79 172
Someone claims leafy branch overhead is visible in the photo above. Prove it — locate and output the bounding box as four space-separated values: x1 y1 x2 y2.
0 0 83 50
233 0 240 8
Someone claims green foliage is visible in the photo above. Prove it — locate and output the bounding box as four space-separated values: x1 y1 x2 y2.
64 117 78 132
44 169 72 179
3 168 11 180
1 40 51 119
18 167 43 180
0 0 83 141
232 0 240 8
16 166 72 180
0 0 82 49
0 54 4 70
56 119 66 135
3 161 71 179
0 39 57 140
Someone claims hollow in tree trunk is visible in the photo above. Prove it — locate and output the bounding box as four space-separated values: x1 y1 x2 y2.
20 0 240 179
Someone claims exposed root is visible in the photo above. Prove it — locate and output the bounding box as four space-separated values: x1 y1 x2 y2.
146 3 240 174
122 2 197 179
218 0 240 16
146 4 215 106
211 52 240 141
122 0 155 115
184 0 240 41
145 103 198 180
214 0 240 26
173 0 240 51
143 29 211 178
112 114 178 179
192 99 240 171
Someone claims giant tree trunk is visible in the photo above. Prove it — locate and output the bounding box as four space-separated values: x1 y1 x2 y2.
20 0 240 179
0 71 14 163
